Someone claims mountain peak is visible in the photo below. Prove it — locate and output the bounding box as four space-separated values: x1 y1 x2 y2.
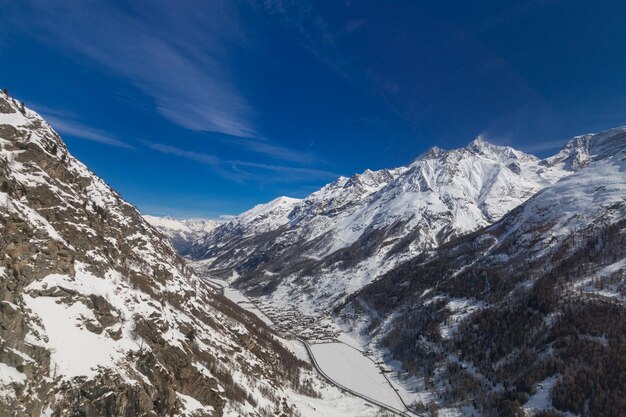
239 195 300 219
228 195 301 235
468 135 489 148
543 125 626 171
465 137 540 165
466 136 507 155
192 129 578 312
414 145 447 162
413 137 535 167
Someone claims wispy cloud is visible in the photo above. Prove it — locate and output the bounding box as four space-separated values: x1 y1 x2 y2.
45 115 134 149
146 142 338 183
234 160 337 179
472 0 559 34
7 1 333 179
344 18 367 34
478 104 565 153
225 137 321 164
11 1 257 138
255 0 352 79
146 143 220 166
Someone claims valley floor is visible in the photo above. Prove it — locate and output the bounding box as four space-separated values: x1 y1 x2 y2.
205 277 418 416
309 342 405 410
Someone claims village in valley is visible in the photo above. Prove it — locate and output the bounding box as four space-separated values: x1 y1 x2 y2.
252 299 341 342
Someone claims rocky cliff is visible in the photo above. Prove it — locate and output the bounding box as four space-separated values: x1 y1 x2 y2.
0 91 315 417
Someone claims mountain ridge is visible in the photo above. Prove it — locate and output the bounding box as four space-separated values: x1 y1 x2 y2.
188 133 588 312
338 125 626 416
0 90 354 417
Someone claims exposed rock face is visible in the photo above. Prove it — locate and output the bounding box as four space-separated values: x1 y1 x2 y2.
0 92 309 417
190 135 577 312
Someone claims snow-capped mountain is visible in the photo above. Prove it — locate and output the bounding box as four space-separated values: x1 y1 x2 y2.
339 126 626 417
212 196 302 240
0 91 335 416
144 215 221 256
191 136 574 312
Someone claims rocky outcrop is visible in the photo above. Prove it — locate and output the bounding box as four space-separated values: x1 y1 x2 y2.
0 91 311 416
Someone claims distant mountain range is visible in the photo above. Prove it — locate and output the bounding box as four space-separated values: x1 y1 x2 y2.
144 215 222 256
184 135 595 312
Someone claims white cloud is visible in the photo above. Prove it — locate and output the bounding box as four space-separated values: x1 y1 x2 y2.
13 1 257 138
146 143 220 166
225 137 321 164
146 142 338 183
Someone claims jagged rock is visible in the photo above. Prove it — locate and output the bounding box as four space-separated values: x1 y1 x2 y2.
0 90 312 416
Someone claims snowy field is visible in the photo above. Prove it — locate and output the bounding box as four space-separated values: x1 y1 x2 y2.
204 277 411 415
204 278 396 416
309 342 405 410
206 278 274 326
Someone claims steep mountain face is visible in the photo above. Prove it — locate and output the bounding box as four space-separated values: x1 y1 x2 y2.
340 127 626 417
191 137 572 312
0 92 319 417
144 215 221 256
202 196 302 246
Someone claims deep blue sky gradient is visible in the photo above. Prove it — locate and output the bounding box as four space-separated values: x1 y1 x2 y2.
1 0 625 217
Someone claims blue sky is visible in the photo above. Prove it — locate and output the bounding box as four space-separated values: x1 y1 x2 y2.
1 1 625 218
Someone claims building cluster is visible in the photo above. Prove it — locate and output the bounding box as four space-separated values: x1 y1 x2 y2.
255 300 341 342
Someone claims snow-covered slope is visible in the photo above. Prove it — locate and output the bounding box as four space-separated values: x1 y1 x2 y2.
217 196 302 239
340 126 626 417
0 91 358 417
144 215 221 256
191 136 574 312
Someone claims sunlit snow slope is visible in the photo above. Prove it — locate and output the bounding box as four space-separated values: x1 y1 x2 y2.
192 137 577 312
340 126 626 417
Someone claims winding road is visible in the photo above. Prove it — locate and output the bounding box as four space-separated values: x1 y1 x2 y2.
205 277 421 417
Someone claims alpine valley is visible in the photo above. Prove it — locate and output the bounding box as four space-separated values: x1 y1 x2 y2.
187 132 598 313
0 92 395 417
174 123 626 417
1 89 625 417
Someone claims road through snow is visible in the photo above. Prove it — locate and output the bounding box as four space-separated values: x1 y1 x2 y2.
309 342 406 410
205 277 416 415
